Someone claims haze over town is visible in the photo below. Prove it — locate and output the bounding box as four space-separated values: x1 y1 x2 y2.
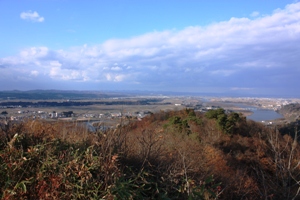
0 1 300 97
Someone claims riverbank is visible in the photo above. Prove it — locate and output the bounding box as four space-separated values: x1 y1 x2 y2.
204 101 284 122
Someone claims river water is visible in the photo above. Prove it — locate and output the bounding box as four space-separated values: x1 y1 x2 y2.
235 104 283 122
247 109 283 122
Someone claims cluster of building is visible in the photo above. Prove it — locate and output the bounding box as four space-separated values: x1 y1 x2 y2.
0 109 153 123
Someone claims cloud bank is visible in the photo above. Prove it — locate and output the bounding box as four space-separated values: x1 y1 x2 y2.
20 11 44 22
2 3 300 95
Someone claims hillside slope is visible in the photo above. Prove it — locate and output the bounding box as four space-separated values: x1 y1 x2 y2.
279 103 300 121
1 109 300 199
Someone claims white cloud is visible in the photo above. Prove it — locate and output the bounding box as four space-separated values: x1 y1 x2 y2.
1 2 300 95
105 73 127 82
30 70 39 76
20 47 48 59
49 66 86 81
20 11 44 22
114 74 126 82
105 74 112 81
111 66 122 71
250 11 260 17
50 61 62 68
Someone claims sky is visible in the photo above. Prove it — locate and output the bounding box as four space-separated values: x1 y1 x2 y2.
0 0 300 97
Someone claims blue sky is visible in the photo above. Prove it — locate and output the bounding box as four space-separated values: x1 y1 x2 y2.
0 0 300 97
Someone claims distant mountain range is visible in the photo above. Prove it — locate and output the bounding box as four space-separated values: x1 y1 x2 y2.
0 89 298 100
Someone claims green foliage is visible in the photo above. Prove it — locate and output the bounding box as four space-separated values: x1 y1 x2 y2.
217 114 227 129
228 112 240 122
165 116 191 135
205 109 240 134
1 111 8 115
187 115 203 126
205 108 225 119
164 109 202 136
169 116 182 125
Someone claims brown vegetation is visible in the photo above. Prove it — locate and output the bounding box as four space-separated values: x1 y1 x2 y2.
1 108 300 199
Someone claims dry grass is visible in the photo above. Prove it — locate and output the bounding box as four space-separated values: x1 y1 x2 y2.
1 109 300 199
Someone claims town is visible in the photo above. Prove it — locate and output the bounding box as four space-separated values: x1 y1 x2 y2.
1 95 300 132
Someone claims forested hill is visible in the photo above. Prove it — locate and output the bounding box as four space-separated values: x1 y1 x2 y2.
1 109 300 199
279 103 300 121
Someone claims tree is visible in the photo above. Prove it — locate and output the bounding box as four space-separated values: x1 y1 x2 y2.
205 108 225 119
1 111 8 115
217 114 227 131
205 109 240 134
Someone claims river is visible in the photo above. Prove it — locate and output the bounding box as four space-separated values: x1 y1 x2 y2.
247 109 283 122
236 104 283 122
